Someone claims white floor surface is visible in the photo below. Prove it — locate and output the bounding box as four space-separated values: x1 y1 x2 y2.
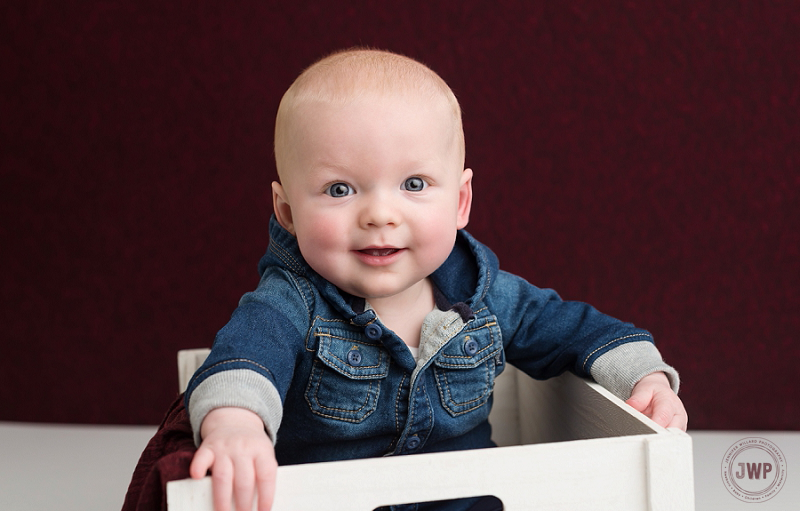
0 421 157 511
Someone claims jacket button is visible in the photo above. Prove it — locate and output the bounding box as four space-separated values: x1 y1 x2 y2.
347 349 362 366
464 339 479 356
364 324 382 340
405 436 421 450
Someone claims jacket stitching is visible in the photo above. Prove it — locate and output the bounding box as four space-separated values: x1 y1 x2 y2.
434 362 492 415
438 321 499 363
394 373 408 433
318 341 387 372
284 272 312 322
304 360 380 421
316 332 382 347
304 316 353 352
194 358 276 383
581 333 652 371
269 241 304 275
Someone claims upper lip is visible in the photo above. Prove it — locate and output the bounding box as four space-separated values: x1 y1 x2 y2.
358 245 401 250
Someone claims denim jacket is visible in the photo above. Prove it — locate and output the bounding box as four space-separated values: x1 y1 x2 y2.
185 216 677 507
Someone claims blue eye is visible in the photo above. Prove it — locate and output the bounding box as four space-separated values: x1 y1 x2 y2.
326 182 353 197
403 177 426 192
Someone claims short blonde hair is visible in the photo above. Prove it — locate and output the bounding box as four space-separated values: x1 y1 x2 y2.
274 48 465 178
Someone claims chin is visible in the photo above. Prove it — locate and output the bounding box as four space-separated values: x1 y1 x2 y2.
348 284 408 301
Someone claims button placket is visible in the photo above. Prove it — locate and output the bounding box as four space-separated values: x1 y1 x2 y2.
404 435 421 450
397 375 434 455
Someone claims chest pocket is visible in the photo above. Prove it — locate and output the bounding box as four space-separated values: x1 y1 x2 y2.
305 324 389 423
433 315 503 416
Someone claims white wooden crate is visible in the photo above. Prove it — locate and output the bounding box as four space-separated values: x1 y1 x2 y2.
168 349 694 510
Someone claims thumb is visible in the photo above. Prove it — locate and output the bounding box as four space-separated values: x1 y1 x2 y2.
626 389 650 413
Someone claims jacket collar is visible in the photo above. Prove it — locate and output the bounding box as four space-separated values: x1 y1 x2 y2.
259 215 499 322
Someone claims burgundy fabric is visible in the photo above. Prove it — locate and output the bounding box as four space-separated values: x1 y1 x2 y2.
1 1 798 430
121 395 196 511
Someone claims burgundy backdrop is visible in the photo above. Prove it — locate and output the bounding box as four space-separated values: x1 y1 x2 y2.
2 1 798 430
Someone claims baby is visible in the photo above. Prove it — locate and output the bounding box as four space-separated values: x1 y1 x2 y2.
185 48 687 511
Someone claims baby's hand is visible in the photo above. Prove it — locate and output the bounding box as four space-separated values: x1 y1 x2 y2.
190 407 277 511
626 372 688 431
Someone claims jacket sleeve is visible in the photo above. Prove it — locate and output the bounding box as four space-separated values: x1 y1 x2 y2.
487 270 679 399
184 270 312 445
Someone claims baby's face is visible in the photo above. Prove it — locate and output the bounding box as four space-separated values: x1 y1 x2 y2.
273 94 472 304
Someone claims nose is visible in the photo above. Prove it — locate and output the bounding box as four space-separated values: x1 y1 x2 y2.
359 191 400 229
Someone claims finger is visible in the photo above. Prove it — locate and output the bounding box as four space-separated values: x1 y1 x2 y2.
667 414 687 431
666 402 689 431
232 457 256 511
190 447 215 479
211 456 234 511
647 395 671 427
255 454 278 511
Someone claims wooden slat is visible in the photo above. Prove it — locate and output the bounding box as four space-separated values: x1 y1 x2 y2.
168 434 675 511
177 348 211 393
517 370 662 444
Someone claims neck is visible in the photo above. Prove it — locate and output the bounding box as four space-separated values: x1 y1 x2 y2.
368 278 435 348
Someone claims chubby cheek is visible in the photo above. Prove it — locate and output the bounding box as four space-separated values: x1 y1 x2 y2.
294 214 346 270
413 211 459 265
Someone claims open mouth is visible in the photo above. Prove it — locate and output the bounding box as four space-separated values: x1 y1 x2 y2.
358 248 401 257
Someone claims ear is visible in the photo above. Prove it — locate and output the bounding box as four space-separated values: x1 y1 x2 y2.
272 181 296 235
456 168 473 229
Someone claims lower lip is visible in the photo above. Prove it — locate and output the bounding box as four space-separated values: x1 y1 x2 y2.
353 248 406 266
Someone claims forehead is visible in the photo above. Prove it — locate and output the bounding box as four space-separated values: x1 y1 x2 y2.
287 93 458 168
297 90 453 131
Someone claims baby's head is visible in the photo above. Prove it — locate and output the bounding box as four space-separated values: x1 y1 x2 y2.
274 48 465 180
272 48 472 303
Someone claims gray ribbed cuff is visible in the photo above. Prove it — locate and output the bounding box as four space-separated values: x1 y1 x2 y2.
589 341 680 400
187 369 283 446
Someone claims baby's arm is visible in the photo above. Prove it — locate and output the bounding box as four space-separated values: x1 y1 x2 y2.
626 372 688 430
190 407 278 511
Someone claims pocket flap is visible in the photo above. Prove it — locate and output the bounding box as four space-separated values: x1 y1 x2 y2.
316 328 389 379
434 316 502 370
